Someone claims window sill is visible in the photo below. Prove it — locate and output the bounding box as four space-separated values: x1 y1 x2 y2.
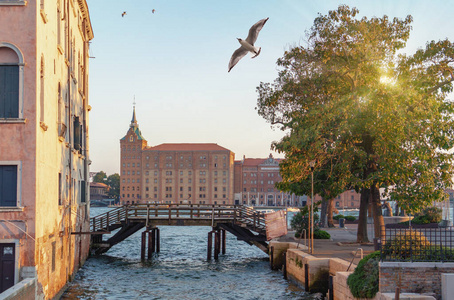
0 1 27 6
0 118 26 124
0 207 24 212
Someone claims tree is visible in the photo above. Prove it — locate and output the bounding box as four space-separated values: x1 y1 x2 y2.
93 171 107 183
257 5 454 241
106 173 120 203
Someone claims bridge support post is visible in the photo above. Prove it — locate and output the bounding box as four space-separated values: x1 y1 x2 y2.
207 231 213 261
221 229 226 254
155 227 160 253
214 230 220 260
141 231 147 260
148 229 153 259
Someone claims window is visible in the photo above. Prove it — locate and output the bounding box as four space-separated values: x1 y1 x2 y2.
0 44 24 119
0 164 20 207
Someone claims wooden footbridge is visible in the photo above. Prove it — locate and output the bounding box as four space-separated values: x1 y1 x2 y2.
90 204 275 259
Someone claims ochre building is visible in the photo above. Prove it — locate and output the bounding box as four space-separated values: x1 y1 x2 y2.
120 108 235 205
0 0 93 298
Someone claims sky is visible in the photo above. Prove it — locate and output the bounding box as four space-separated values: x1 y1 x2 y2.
85 0 454 175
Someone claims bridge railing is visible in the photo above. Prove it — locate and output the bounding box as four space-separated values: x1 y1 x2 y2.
90 204 267 233
91 206 127 232
236 206 267 231
125 203 239 221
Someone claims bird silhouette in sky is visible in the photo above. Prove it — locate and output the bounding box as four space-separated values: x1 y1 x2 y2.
152 9 156 14
121 11 127 17
228 17 269 72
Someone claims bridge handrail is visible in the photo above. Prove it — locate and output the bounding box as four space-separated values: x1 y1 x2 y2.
90 204 267 233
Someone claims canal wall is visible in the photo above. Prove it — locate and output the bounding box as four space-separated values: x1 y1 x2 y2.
272 241 438 299
0 278 35 300
380 262 454 297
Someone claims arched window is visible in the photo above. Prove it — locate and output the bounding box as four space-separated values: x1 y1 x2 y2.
0 43 24 119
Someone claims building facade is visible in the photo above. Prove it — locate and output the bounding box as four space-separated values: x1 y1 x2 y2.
120 108 235 205
0 0 93 298
234 155 306 206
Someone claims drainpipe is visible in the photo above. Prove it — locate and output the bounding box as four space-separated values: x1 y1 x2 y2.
65 0 73 280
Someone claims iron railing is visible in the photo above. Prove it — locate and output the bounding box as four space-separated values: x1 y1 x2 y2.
380 226 454 262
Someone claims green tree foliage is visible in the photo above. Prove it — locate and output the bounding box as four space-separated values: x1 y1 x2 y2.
256 5 454 240
106 173 120 203
93 171 107 183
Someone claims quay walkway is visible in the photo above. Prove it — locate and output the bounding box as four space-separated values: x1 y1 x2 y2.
90 204 270 256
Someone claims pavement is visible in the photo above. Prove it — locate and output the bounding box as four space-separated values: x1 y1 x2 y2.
277 224 376 265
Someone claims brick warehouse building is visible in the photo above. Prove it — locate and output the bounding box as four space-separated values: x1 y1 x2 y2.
119 107 361 209
120 107 235 205
234 155 306 206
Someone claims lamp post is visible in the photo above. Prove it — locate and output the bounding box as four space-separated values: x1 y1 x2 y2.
309 160 316 254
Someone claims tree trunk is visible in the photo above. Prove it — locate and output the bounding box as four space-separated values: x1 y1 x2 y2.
357 188 369 243
320 197 328 228
371 184 385 240
327 198 335 227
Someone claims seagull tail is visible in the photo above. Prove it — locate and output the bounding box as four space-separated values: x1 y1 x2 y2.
251 47 261 59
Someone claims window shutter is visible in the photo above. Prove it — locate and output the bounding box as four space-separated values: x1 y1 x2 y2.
0 166 17 206
74 117 80 150
0 66 19 118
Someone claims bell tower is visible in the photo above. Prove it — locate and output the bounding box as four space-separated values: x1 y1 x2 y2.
120 105 147 204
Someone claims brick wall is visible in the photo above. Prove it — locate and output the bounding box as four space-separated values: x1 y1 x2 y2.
380 262 454 298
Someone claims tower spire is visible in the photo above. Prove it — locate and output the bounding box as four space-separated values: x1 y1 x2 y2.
130 97 138 128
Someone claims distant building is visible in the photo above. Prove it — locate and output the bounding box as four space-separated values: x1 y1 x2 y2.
0 0 93 298
309 190 361 210
119 107 235 205
90 182 110 201
234 155 305 206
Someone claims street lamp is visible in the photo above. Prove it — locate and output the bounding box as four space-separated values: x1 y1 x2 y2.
309 160 316 254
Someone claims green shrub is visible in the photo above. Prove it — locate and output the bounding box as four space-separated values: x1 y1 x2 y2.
313 229 331 239
381 229 431 260
333 214 344 220
290 204 320 237
345 215 356 221
420 206 442 223
347 251 380 298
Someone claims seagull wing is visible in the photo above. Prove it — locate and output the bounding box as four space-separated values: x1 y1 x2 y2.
228 46 248 72
245 17 269 45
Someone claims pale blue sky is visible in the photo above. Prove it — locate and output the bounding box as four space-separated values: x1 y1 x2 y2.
86 0 454 175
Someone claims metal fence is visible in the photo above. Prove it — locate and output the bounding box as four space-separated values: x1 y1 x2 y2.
380 226 454 262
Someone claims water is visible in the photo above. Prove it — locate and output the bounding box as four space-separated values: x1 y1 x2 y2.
62 207 310 299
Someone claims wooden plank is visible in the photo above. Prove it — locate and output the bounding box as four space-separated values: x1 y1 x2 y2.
264 210 288 241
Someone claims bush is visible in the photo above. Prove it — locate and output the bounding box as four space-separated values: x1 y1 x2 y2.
347 251 380 298
313 229 331 239
333 214 344 220
345 215 356 221
420 206 442 223
290 204 320 237
381 229 430 260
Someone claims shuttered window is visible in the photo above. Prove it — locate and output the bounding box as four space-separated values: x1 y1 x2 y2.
0 66 19 118
0 165 17 206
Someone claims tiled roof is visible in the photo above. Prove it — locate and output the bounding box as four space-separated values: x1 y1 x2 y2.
90 182 109 188
236 157 283 167
146 143 231 152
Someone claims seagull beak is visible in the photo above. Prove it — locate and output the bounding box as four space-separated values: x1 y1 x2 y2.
237 38 241 41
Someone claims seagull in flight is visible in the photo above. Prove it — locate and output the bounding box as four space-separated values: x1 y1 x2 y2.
228 17 269 72
122 11 127 17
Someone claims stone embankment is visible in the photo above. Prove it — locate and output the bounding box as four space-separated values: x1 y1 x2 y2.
272 225 438 300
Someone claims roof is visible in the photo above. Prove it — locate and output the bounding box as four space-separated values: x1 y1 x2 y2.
90 182 109 188
236 157 283 167
120 127 146 141
146 143 231 152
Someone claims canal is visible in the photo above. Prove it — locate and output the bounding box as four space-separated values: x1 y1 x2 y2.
62 207 311 299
